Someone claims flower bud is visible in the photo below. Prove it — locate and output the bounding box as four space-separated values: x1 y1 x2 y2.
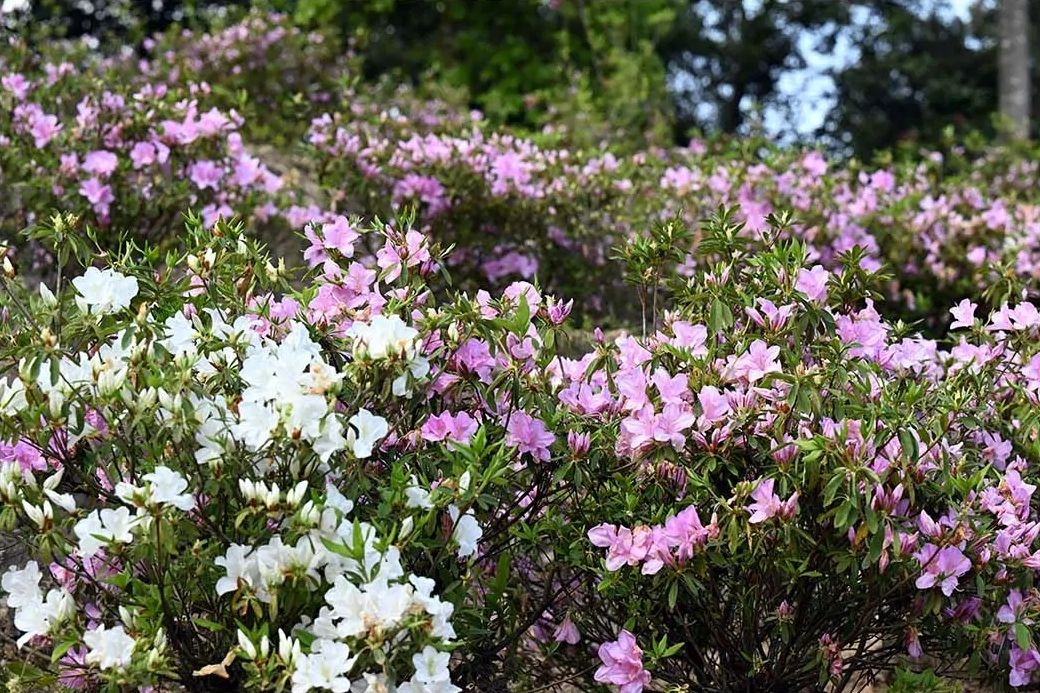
237 629 257 660
47 390 64 419
298 500 320 526
38 283 57 306
277 629 298 665
137 387 158 411
44 489 76 513
399 516 414 539
286 480 308 507
21 500 45 527
43 468 64 491
265 483 280 509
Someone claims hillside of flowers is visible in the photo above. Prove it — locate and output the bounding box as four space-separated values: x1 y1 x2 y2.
3 10 1040 693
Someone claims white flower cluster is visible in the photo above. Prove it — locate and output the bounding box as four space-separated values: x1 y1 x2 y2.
219 485 458 693
1 560 76 648
162 315 391 468
72 267 139 316
22 327 142 434
348 314 430 396
71 467 194 558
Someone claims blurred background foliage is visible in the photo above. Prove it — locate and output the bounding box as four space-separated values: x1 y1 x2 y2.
4 0 1033 160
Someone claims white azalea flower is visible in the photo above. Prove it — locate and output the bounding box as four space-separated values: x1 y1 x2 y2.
215 544 256 596
83 624 136 670
160 312 198 358
1 561 42 610
412 645 453 685
405 476 433 509
143 466 195 511
448 504 482 559
12 587 75 648
232 400 280 450
346 409 388 459
291 640 356 693
72 266 139 316
73 507 137 557
349 314 419 360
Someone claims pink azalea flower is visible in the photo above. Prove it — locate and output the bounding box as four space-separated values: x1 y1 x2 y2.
421 411 479 446
727 340 782 383
78 177 114 217
57 646 90 689
1009 644 1040 687
662 505 710 561
595 630 651 693
129 142 157 169
321 216 359 256
189 160 224 190
29 112 62 148
697 385 731 425
553 616 581 644
1 73 30 100
81 150 118 177
505 411 555 462
0 439 46 472
796 265 830 303
914 544 971 596
948 299 977 330
746 479 798 524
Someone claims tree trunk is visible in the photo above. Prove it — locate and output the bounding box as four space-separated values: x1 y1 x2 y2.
999 0 1031 139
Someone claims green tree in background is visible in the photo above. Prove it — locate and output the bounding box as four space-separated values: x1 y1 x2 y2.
264 0 681 149
11 0 1038 159
658 0 851 137
824 1 999 159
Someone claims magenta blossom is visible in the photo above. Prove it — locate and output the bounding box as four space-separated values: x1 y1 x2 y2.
505 411 555 462
746 479 798 524
914 544 971 596
594 630 651 693
795 265 830 303
420 411 479 446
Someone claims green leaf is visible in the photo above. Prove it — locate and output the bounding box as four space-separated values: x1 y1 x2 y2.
193 617 226 632
50 639 77 662
708 298 734 334
822 472 845 507
1015 622 1033 651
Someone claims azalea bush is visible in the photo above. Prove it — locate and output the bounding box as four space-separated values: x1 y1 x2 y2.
0 44 301 263
530 210 1040 692
5 11 1040 693
12 11 1040 328
0 201 630 692
3 208 1040 693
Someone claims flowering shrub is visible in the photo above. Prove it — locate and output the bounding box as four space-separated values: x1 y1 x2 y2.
0 210 590 692
526 211 1040 691
11 12 1040 328
0 46 298 259
5 11 1040 693
304 124 1040 328
5 208 1040 693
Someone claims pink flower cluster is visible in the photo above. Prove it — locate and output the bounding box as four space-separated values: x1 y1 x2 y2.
588 505 719 575
595 630 651 693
